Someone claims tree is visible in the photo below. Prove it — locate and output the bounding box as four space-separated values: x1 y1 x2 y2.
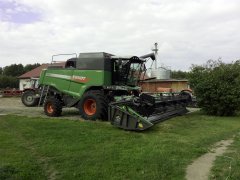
171 70 189 79
24 63 40 73
3 64 24 77
0 67 2 75
0 75 18 88
189 60 240 116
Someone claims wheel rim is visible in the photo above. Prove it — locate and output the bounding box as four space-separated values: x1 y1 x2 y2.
47 103 54 114
26 95 33 102
83 99 97 116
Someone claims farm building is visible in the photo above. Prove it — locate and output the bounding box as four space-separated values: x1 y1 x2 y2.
140 79 190 92
18 62 65 91
141 66 190 92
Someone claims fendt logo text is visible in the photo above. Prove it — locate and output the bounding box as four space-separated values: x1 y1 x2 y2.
71 75 89 83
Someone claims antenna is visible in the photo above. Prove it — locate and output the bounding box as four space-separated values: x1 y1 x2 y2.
152 42 158 69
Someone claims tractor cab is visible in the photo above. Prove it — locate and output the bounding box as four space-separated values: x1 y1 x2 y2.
26 78 39 90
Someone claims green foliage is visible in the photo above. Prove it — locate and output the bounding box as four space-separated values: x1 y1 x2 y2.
1 64 22 88
171 70 189 79
24 63 40 73
0 67 3 75
189 60 240 116
0 75 18 88
3 64 24 77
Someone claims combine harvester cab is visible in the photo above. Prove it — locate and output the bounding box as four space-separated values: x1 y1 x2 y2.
109 92 192 131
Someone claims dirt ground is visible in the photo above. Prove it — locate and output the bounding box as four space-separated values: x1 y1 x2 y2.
0 97 82 120
186 139 234 180
0 97 199 120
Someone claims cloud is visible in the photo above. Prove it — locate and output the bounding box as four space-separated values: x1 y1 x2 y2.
0 0 240 70
0 0 42 23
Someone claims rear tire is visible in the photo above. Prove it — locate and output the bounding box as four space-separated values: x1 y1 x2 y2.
79 90 108 120
21 90 39 107
180 90 192 102
44 97 62 117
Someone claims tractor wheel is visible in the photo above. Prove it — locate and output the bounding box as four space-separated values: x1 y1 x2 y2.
180 90 192 102
21 90 39 107
44 97 62 117
79 90 108 120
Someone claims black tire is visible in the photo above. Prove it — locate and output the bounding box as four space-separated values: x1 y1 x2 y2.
180 90 192 103
79 90 108 120
21 90 39 107
44 97 62 117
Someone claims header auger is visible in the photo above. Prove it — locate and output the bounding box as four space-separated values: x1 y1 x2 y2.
38 52 193 131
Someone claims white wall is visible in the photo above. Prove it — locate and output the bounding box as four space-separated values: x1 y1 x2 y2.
19 79 31 91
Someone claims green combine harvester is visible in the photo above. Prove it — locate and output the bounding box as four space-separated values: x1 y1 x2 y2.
38 52 193 131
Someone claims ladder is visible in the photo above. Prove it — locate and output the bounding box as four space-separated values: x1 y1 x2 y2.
38 85 50 106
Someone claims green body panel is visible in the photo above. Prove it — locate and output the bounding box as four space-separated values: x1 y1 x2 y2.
39 68 111 98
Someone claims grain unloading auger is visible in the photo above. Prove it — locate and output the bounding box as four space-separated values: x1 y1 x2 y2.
38 52 193 131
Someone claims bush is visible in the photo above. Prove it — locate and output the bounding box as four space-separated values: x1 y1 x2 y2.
0 75 19 89
189 60 240 116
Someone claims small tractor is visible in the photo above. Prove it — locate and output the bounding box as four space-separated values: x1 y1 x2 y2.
38 52 193 131
21 78 40 107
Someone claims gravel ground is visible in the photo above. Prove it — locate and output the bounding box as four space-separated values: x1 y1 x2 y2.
0 97 82 120
0 97 200 119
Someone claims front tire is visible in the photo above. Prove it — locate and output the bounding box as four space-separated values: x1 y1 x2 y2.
21 90 39 107
79 90 108 120
44 97 62 117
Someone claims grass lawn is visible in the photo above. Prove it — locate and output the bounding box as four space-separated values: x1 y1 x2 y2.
210 133 240 179
0 111 240 179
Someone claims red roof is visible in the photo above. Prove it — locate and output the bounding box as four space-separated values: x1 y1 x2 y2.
18 62 65 79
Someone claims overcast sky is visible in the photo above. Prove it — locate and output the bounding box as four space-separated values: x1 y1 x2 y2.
0 0 240 70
